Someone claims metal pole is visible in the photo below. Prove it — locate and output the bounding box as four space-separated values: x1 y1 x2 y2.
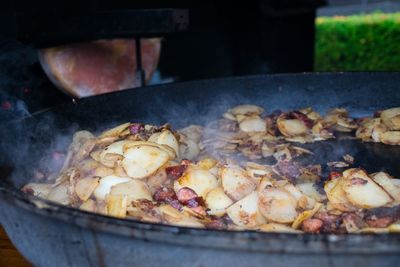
135 37 146 87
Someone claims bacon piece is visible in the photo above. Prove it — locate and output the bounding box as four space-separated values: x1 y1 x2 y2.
364 206 400 228
302 218 323 233
176 187 198 204
129 123 144 134
153 187 182 210
186 197 205 208
327 171 341 181
165 164 188 180
205 218 226 230
292 111 314 128
276 160 301 182
314 212 344 233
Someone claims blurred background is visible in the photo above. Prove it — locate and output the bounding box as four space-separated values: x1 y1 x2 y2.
0 0 399 120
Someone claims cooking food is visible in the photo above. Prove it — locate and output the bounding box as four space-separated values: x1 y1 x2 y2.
21 105 400 233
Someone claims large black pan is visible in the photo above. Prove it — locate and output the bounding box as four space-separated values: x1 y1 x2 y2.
1 73 400 267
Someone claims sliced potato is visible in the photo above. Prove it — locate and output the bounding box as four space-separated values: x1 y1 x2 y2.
99 122 130 138
197 157 218 170
179 137 200 160
110 179 153 202
372 172 400 204
324 177 356 212
226 191 266 227
221 165 256 201
75 177 100 201
79 199 97 212
122 145 170 179
297 182 325 202
123 141 176 159
230 105 264 116
22 183 52 198
381 107 400 130
380 131 400 145
258 188 298 223
258 223 302 233
342 168 392 209
239 116 267 132
292 203 322 229
93 165 114 177
174 167 218 198
158 204 204 228
47 182 70 205
283 183 315 210
205 187 233 216
93 175 131 200
151 130 180 158
277 118 308 137
106 194 128 218
99 140 133 167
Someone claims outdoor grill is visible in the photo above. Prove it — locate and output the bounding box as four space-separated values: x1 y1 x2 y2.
0 1 399 267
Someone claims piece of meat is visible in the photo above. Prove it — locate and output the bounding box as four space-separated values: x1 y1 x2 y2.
176 187 198 204
276 160 301 182
342 213 365 232
153 187 183 210
292 111 314 128
364 206 400 228
314 212 344 233
302 218 323 233
165 164 188 180
39 38 161 97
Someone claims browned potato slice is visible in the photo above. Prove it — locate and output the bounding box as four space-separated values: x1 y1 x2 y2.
22 183 52 198
122 145 170 179
79 199 97 212
93 165 114 177
371 123 388 142
277 118 308 137
342 169 392 209
75 177 100 201
158 204 204 228
197 157 218 170
292 203 322 229
226 191 266 227
93 175 131 200
239 116 267 132
258 188 298 223
174 167 218 198
258 223 302 233
110 180 152 202
149 130 180 158
221 165 256 201
99 140 133 167
230 105 264 116
123 141 176 159
380 131 400 145
106 194 128 218
372 172 400 204
324 177 357 212
47 182 70 205
355 118 380 141
381 107 400 130
99 122 130 138
297 182 325 202
205 187 233 216
177 125 203 143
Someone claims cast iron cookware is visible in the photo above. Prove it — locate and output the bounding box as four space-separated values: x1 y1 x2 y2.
1 73 400 267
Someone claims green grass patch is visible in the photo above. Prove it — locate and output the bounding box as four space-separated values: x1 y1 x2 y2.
314 12 400 71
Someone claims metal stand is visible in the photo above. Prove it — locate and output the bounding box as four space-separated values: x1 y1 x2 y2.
135 37 146 87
